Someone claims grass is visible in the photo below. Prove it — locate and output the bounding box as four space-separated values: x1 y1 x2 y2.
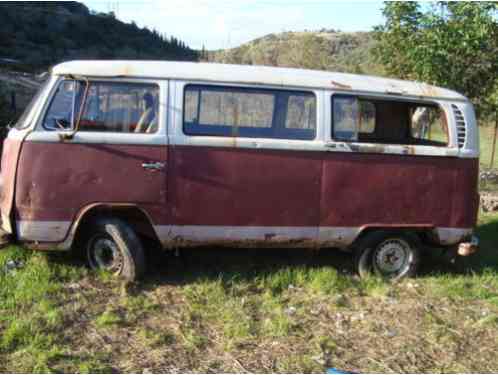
0 212 497 373
479 123 498 169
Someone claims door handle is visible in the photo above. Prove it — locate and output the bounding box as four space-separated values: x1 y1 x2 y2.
142 162 165 171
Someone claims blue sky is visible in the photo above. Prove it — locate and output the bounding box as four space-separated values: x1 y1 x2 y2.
82 0 385 50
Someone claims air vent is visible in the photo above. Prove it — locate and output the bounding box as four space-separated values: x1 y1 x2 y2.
452 104 466 148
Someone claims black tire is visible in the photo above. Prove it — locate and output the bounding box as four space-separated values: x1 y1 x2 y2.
353 231 421 280
85 217 145 281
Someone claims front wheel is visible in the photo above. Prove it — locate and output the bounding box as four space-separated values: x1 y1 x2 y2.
353 231 421 280
85 217 145 281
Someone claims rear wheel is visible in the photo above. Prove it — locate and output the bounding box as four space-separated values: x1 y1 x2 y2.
85 217 145 281
354 231 420 280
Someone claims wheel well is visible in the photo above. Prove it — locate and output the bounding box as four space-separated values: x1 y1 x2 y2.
352 227 431 249
73 205 161 251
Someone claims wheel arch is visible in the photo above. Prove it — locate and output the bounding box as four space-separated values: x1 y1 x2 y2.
69 203 161 251
351 225 433 250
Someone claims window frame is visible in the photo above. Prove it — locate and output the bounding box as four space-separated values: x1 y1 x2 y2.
78 79 161 136
41 78 161 135
331 94 449 147
182 84 317 141
41 79 85 131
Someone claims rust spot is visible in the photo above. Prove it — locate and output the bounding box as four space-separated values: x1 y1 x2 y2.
330 80 352 90
349 144 387 154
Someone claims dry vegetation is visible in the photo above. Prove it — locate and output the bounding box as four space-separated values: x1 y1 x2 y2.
210 31 383 76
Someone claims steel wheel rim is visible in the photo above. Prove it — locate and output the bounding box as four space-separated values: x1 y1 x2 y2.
87 234 123 275
372 238 412 277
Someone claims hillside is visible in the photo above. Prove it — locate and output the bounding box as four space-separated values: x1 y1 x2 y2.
0 1 198 71
210 30 383 76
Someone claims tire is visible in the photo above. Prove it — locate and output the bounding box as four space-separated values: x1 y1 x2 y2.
85 217 145 281
353 231 421 280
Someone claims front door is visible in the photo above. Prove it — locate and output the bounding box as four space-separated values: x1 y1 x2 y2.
14 78 168 243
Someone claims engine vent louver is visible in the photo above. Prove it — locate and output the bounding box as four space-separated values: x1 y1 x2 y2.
451 104 466 148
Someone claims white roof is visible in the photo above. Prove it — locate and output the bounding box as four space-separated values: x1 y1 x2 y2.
52 60 467 101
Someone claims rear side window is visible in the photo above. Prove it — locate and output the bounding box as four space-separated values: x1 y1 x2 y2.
43 80 159 133
332 95 448 146
184 85 316 140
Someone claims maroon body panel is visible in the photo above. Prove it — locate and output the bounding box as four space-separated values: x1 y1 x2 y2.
169 146 323 226
320 153 478 228
11 141 479 244
15 141 168 239
170 146 478 229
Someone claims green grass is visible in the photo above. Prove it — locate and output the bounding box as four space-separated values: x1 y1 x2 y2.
479 123 498 169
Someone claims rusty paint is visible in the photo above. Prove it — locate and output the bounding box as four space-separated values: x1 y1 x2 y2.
14 141 169 241
348 144 387 154
0 137 23 233
330 80 352 90
320 152 478 228
160 236 320 250
8 137 479 250
14 142 479 231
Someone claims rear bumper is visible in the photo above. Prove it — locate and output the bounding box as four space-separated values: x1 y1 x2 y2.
457 235 479 256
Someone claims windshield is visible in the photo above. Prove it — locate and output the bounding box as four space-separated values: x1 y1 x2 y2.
14 78 51 130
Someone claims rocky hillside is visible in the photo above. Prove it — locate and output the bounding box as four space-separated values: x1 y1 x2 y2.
210 30 383 76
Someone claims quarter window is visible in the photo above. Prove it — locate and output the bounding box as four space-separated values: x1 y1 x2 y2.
410 106 448 145
43 80 85 130
184 85 316 140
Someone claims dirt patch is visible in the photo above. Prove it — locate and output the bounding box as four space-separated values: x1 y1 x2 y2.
57 274 498 373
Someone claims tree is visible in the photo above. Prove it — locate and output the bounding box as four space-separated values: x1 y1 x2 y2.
374 2 498 117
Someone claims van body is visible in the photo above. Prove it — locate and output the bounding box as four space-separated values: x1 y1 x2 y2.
0 61 480 279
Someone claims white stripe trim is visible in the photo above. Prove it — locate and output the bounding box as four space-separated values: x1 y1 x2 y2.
17 220 70 242
15 221 474 249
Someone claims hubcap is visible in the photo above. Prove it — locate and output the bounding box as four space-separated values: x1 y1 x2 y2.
88 235 123 274
373 238 412 277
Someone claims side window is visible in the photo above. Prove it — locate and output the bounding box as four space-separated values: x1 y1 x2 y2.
410 106 448 145
184 85 316 140
198 90 274 129
79 82 159 133
43 80 85 130
285 94 316 130
332 96 448 147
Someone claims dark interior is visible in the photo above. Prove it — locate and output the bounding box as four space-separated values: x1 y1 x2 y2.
356 99 448 147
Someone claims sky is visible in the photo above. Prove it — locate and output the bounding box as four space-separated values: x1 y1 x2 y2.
81 0 385 50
